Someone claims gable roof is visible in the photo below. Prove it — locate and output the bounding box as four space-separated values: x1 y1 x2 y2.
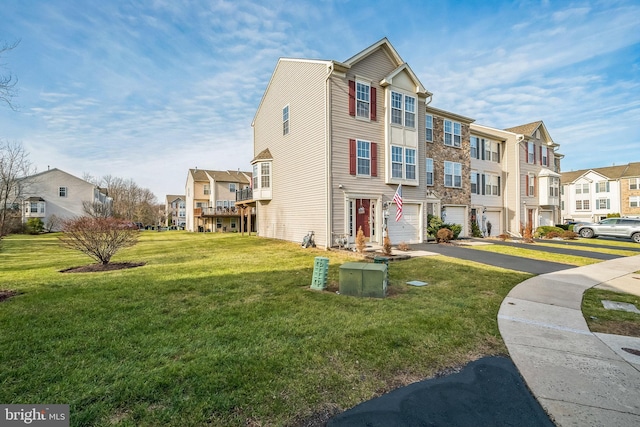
252 148 273 163
560 163 636 184
504 121 543 136
380 63 430 97
166 194 185 203
188 169 251 184
344 37 404 67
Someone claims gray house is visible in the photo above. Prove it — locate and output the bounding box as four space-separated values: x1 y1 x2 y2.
248 38 435 248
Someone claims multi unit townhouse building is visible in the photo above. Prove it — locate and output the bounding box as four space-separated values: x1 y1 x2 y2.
18 168 112 230
184 169 252 233
242 38 563 248
165 195 186 229
561 162 640 222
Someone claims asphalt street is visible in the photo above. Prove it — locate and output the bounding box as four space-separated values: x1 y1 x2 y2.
328 357 555 427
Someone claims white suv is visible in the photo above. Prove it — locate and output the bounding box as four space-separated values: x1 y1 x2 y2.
575 218 640 243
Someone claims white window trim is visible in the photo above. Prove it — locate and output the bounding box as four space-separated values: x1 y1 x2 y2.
390 90 416 128
426 158 434 186
444 161 462 188
425 114 433 142
444 120 461 148
356 80 371 120
356 140 371 177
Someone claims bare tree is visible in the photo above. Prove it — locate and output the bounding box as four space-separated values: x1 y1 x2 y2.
0 140 35 236
1 40 20 110
59 217 139 265
97 175 158 224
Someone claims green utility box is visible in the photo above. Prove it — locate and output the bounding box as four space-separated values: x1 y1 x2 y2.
310 257 329 290
339 262 387 298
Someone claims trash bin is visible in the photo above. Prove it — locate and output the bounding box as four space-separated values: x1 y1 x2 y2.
310 257 329 290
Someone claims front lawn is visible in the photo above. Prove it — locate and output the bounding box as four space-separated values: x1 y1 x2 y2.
0 232 530 426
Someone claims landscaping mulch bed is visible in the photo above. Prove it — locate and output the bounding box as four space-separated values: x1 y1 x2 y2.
60 262 146 273
0 290 20 303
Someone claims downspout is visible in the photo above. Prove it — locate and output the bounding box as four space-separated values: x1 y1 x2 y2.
324 63 333 250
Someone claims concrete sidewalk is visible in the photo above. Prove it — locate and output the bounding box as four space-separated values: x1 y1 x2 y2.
498 254 640 426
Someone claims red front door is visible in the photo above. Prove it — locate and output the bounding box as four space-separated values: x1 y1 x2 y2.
356 199 370 238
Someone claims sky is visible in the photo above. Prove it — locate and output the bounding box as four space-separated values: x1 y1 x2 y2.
1 0 639 200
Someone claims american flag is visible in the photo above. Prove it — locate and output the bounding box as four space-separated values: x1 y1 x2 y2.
393 184 403 221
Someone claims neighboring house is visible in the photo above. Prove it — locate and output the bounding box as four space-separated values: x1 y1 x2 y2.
561 162 640 222
185 169 252 232
469 123 509 237
249 38 435 248
425 106 474 238
503 121 562 233
19 168 112 230
468 121 562 237
165 195 186 228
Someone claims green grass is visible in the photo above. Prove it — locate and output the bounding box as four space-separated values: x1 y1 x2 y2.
532 241 640 257
467 243 600 266
0 232 531 426
582 289 640 337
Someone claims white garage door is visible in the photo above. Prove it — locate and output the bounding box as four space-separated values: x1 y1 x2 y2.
445 206 466 237
540 211 553 227
387 204 421 244
485 211 501 237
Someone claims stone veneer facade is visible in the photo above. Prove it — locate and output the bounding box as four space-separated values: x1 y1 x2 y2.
620 177 640 217
427 115 472 209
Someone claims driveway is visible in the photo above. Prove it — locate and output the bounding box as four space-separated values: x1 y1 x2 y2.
412 242 574 275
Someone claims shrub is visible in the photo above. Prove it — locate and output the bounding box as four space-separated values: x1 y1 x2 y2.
520 222 534 243
355 226 366 253
535 226 565 239
59 217 139 265
562 231 578 240
471 221 483 237
427 216 444 238
446 223 462 239
397 241 410 251
545 231 561 239
25 218 44 234
382 235 392 256
497 233 510 241
606 213 621 218
436 228 453 243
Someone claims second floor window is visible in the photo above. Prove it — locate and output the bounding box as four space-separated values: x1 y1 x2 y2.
391 146 403 179
485 140 500 162
426 158 434 186
59 187 67 197
229 183 236 193
391 146 416 180
444 120 461 148
444 161 462 188
425 114 433 142
357 140 371 176
549 177 559 197
630 178 640 190
630 196 640 207
596 198 610 209
470 137 478 159
485 174 500 196
471 172 478 194
527 142 535 164
576 199 590 210
203 184 210 195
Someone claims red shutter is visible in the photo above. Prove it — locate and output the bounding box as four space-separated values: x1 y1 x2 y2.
371 142 377 176
349 139 356 175
525 175 529 196
370 87 377 121
348 80 355 116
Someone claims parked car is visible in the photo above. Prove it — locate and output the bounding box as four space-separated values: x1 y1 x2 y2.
574 218 640 243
